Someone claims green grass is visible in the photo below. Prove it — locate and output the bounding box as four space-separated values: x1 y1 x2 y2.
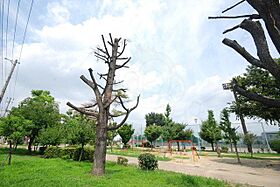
0 149 230 187
107 148 171 161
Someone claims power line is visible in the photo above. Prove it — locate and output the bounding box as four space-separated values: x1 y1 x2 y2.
1 0 4 87
18 0 34 61
11 0 21 59
5 0 10 58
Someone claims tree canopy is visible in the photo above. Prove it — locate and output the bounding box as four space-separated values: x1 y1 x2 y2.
117 123 134 147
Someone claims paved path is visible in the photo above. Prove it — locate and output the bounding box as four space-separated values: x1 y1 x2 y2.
106 154 280 187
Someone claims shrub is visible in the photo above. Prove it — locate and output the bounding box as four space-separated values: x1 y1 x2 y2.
270 140 280 153
138 153 158 170
59 147 76 159
39 147 47 155
117 156 128 166
73 147 94 162
221 146 229 153
44 146 60 158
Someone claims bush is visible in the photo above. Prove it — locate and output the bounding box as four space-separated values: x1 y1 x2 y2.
270 140 280 153
221 146 229 153
39 147 47 155
117 156 128 166
142 142 152 148
138 153 158 170
44 146 60 158
59 147 76 159
73 147 94 162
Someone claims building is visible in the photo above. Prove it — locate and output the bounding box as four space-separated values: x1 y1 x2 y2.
261 131 280 142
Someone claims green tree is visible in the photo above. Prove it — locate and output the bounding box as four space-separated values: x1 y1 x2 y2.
199 110 222 151
243 132 256 158
117 123 134 147
144 125 162 148
63 111 96 161
37 123 63 147
164 104 172 125
0 115 31 165
107 122 118 152
145 112 165 127
12 90 61 153
219 108 241 163
230 62 280 125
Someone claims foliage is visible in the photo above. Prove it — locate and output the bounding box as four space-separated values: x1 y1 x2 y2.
144 125 162 145
221 146 229 153
117 123 134 146
44 146 94 161
107 122 118 149
243 133 257 148
37 123 64 146
117 156 128 166
219 108 240 145
0 152 229 187
11 90 61 151
145 112 166 127
63 111 96 147
0 115 31 145
138 153 158 170
230 61 280 125
269 139 280 153
200 110 222 150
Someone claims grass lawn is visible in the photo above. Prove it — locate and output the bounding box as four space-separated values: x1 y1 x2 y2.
107 148 171 161
0 149 230 187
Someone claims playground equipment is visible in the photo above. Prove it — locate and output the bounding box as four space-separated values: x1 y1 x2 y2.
167 140 200 161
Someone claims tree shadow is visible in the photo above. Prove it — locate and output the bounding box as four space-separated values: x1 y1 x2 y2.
211 157 280 171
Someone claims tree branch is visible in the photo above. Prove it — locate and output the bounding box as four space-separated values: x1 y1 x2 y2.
107 95 140 131
101 35 110 57
66 102 98 117
222 38 265 68
232 79 280 108
117 39 126 57
222 0 245 13
223 24 240 34
116 57 131 69
209 14 260 20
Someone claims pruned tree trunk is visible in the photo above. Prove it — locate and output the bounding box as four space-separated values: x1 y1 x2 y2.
67 34 139 176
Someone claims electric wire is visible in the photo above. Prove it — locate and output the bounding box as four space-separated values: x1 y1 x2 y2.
11 0 21 59
5 0 10 58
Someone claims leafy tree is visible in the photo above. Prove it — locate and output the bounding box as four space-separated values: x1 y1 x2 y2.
164 104 172 125
243 132 256 158
11 90 60 153
199 110 222 151
230 62 280 125
145 112 165 127
63 111 96 161
107 122 118 152
37 124 63 147
210 1 280 108
0 115 31 165
144 125 162 148
219 108 241 163
117 123 134 147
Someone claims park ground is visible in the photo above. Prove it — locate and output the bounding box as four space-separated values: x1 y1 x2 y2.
107 148 280 187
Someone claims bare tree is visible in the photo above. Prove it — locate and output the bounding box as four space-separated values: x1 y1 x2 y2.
67 34 140 176
209 0 280 108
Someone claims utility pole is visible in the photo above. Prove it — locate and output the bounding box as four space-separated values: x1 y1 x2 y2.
222 82 252 153
0 59 18 104
3 97 13 117
260 121 271 152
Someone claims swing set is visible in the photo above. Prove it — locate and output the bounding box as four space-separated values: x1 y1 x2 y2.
167 140 200 161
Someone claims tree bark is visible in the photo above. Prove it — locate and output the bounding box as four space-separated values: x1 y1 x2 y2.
8 141 12 165
177 142 180 151
230 143 233 153
28 136 35 154
234 142 241 164
79 143 85 162
92 115 108 176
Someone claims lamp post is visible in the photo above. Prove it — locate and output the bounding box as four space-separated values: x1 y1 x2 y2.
194 118 201 152
222 82 252 153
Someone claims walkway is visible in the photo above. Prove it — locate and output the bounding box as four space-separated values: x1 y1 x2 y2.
106 154 280 187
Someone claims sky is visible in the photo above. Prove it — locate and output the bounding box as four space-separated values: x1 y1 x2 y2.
0 0 279 135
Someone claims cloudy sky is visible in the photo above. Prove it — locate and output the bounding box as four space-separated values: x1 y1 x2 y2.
0 0 279 135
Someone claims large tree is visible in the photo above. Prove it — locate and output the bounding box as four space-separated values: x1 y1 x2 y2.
219 108 241 163
145 112 165 127
11 90 60 153
67 34 139 176
209 0 280 108
199 110 222 151
229 61 280 125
